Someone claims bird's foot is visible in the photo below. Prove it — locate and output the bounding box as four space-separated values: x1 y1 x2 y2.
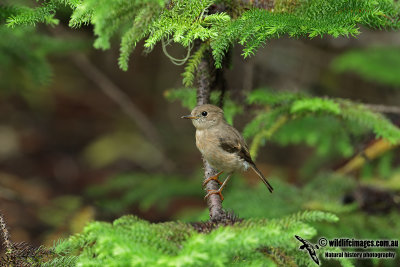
202 171 223 187
204 189 224 202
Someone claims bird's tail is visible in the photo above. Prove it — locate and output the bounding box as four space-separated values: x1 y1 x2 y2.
250 164 273 193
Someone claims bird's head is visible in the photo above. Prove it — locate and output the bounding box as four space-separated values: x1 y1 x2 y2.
181 104 225 130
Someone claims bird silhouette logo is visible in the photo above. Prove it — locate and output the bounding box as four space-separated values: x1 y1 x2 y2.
295 235 320 265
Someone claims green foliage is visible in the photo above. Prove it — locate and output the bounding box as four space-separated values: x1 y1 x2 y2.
5 1 59 27
0 25 52 87
41 255 79 267
290 98 341 115
0 25 83 89
38 196 82 228
244 88 400 159
2 2 400 267
332 46 400 87
273 116 355 157
43 166 399 267
180 174 357 222
303 173 400 267
83 131 165 169
247 88 306 106
118 5 159 70
144 1 229 50
184 172 400 266
164 88 197 110
211 0 400 67
4 0 400 77
182 43 209 86
0 2 86 89
39 160 400 267
44 211 346 266
339 100 400 143
162 86 400 160
360 150 400 184
86 172 202 214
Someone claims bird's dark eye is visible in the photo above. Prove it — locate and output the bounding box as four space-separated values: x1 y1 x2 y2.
201 111 208 116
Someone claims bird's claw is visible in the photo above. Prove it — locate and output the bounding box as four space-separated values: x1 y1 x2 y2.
202 171 223 187
204 189 224 202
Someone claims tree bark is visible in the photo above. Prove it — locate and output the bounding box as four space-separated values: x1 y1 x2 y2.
196 53 228 222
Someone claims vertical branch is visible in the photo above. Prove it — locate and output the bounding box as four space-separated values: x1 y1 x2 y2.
215 69 226 108
196 52 228 222
196 59 212 106
242 57 254 95
214 46 230 108
0 213 12 255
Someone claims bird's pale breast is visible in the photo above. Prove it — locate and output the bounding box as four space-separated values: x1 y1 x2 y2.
196 129 247 173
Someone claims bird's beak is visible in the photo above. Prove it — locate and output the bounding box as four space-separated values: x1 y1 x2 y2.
181 115 196 119
181 115 196 120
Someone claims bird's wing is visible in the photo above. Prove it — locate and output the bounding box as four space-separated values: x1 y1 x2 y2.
217 124 254 165
217 123 273 193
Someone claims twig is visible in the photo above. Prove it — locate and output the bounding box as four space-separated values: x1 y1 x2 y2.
72 54 175 170
237 0 274 10
48 26 175 171
196 52 228 222
364 103 400 115
0 213 12 255
336 139 398 175
70 54 161 146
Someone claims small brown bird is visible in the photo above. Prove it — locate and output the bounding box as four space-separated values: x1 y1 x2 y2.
182 104 273 201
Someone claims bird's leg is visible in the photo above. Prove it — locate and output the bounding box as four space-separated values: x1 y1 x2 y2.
204 174 232 202
202 171 223 187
